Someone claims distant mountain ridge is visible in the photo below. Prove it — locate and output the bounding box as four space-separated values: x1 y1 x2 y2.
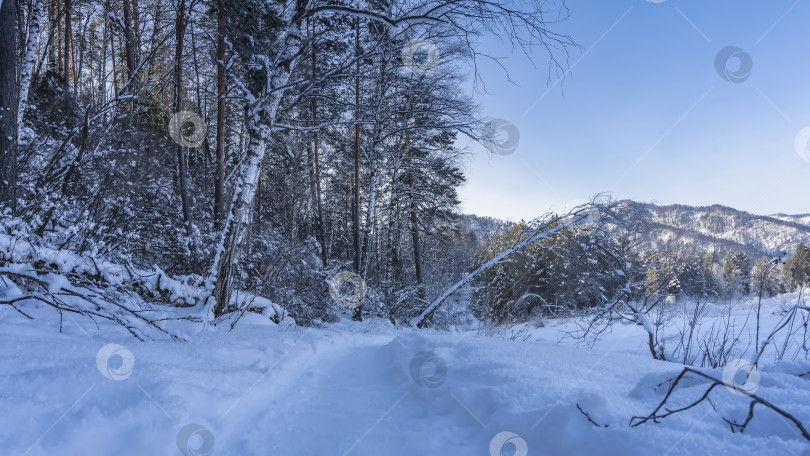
620 201 810 258
462 201 810 258
770 213 810 227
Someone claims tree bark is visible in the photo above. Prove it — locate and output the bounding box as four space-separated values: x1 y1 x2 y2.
360 168 376 275
213 0 227 229
387 176 403 285
63 0 71 90
48 0 58 73
209 125 270 318
17 0 43 132
174 0 192 235
70 19 77 87
406 138 425 300
131 0 140 65
352 17 361 276
108 2 119 97
121 0 136 82
310 18 327 268
0 0 17 212
351 17 364 322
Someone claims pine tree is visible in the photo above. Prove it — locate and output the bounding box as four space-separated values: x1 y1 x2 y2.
751 256 787 298
784 242 810 290
723 251 752 295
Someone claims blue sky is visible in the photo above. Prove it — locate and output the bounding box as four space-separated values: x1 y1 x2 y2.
458 0 810 221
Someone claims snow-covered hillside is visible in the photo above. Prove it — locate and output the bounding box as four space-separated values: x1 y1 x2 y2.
772 214 810 229
623 201 810 256
2 295 809 456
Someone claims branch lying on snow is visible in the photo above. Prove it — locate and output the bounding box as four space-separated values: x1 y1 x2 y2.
0 268 182 341
577 403 609 428
0 230 286 337
630 366 810 443
1 231 201 306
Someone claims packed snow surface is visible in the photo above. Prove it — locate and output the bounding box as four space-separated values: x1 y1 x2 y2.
1 301 809 455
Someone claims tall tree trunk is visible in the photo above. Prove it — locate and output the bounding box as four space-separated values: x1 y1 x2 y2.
406 137 425 300
70 23 77 87
131 0 140 65
352 17 361 274
209 124 269 318
189 17 211 166
346 178 353 250
121 0 136 82
174 0 192 235
358 167 376 321
48 0 58 73
306 140 318 231
351 17 363 321
204 5 301 320
309 18 327 267
213 0 226 229
99 3 108 106
143 1 161 90
360 168 376 276
63 0 71 90
214 0 227 230
388 175 403 286
108 2 119 97
312 127 327 266
0 0 18 212
17 0 43 133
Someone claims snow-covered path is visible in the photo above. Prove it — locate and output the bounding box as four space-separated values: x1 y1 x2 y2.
1 309 809 455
